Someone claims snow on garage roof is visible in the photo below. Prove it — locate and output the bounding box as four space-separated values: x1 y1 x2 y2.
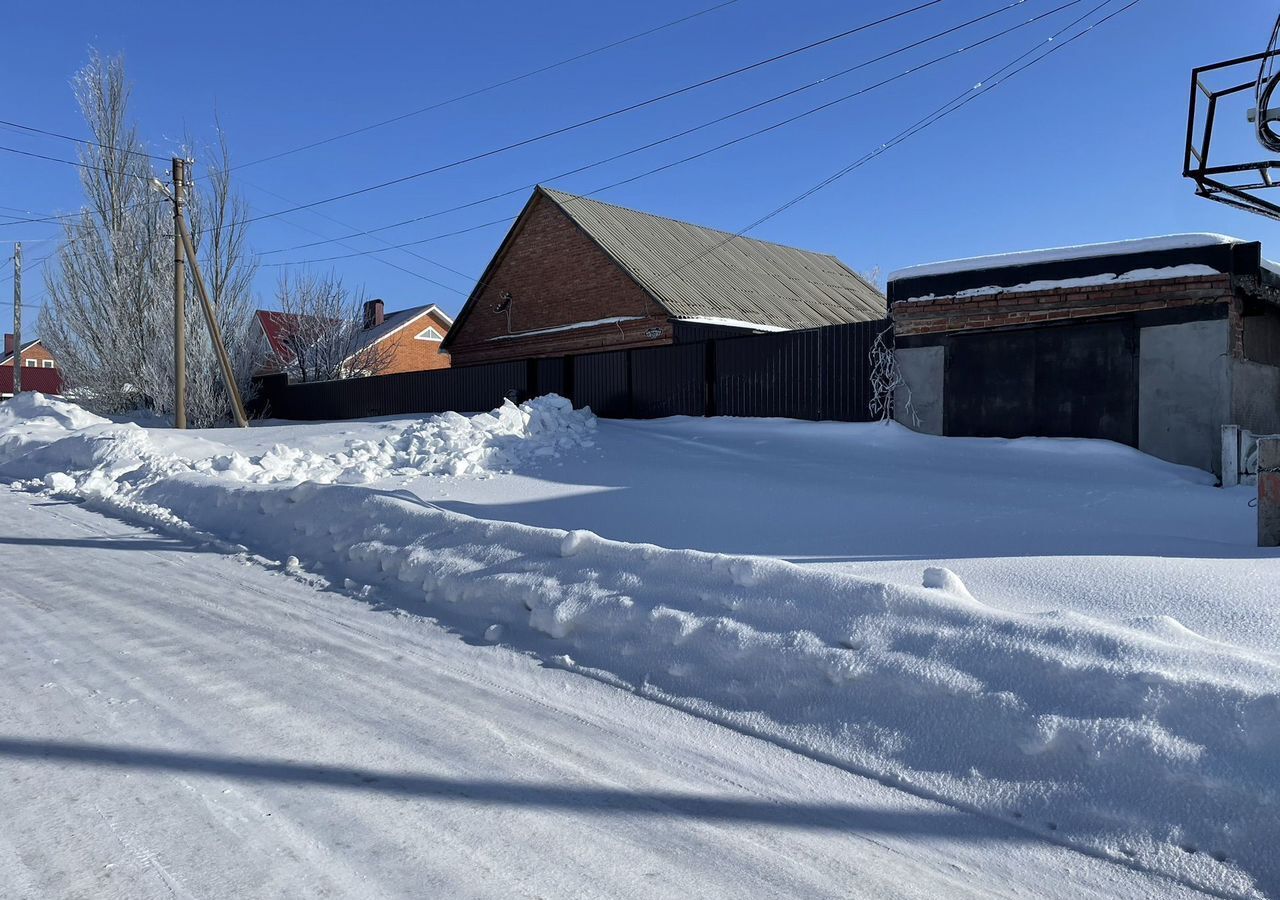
889 234 1246 282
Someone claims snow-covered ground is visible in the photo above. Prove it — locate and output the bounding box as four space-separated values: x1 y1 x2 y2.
0 490 1203 899
216 410 1277 652
2 392 1278 899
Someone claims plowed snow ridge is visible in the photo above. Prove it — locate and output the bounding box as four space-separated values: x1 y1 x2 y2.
2 392 1278 900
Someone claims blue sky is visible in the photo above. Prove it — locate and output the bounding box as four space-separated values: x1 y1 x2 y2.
3 0 1279 321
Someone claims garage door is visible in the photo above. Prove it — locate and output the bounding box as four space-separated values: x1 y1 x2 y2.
944 320 1139 445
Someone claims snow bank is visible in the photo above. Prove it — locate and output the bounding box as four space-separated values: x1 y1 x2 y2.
0 392 107 433
0 392 111 467
186 395 596 484
1 395 595 489
2 397 1279 899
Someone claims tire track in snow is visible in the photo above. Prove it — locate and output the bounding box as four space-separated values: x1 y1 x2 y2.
0 489 1215 900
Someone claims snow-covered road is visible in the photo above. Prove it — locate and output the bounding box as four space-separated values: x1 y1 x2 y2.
0 489 1202 899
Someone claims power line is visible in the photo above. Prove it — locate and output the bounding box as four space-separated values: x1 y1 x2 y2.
0 143 160 185
263 0 1087 268
239 177 469 294
234 0 951 228
0 118 170 162
286 0 1136 292
0 195 164 229
234 0 748 171
598 0 1146 297
240 176 471 282
0 205 96 228
259 0 1040 257
260 216 516 268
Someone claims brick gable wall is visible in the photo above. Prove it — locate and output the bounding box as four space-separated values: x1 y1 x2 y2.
2 342 57 368
446 194 670 366
892 273 1238 346
378 309 452 374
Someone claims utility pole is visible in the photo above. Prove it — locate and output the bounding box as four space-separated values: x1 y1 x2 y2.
173 210 249 428
11 241 20 395
172 158 186 429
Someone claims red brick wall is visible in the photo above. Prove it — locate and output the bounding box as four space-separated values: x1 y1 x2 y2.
446 193 669 366
379 309 452 374
892 274 1236 339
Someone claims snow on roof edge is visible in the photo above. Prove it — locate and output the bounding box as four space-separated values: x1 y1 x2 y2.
489 316 644 341
898 265 1222 303
889 234 1248 282
674 316 788 333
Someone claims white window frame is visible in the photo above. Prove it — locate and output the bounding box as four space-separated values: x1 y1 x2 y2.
414 325 444 342
42 360 54 368
24 358 37 367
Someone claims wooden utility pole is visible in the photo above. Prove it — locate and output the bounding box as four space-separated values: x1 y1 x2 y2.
173 212 248 427
11 241 20 395
172 157 187 429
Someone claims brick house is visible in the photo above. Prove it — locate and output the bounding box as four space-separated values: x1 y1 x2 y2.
888 234 1280 474
256 300 452 379
440 186 885 365
2 334 62 397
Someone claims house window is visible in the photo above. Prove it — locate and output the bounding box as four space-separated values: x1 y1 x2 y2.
414 325 444 341
24 359 37 367
42 360 54 368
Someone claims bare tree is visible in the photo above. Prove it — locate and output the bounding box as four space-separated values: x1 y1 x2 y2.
271 270 393 383
38 51 261 426
38 52 167 413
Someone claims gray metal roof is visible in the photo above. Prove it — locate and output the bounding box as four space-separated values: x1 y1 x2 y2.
541 187 885 328
357 305 434 350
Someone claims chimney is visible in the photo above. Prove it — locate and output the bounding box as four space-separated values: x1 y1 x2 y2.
3 333 11 356
362 299 384 330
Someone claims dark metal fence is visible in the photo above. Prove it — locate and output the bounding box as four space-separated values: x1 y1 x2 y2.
253 318 891 423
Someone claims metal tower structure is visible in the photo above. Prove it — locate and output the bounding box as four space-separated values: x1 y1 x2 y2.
1185 16 1280 220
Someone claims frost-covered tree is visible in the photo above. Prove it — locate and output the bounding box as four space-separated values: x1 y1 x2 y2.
39 51 261 426
272 270 393 383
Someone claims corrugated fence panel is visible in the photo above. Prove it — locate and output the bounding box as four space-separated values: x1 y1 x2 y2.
255 317 892 423
630 342 706 418
429 361 529 413
269 361 527 420
533 357 569 399
572 351 630 417
715 328 823 419
671 320 772 344
825 319 887 422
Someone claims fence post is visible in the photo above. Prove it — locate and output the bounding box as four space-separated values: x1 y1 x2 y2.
1260 437 1280 547
1222 424 1241 487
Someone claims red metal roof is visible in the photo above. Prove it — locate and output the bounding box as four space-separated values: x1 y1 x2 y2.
255 310 310 365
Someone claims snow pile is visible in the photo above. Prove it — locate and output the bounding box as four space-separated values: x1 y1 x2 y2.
3 397 1280 898
190 395 595 484
3 395 595 489
0 392 112 467
0 392 106 433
